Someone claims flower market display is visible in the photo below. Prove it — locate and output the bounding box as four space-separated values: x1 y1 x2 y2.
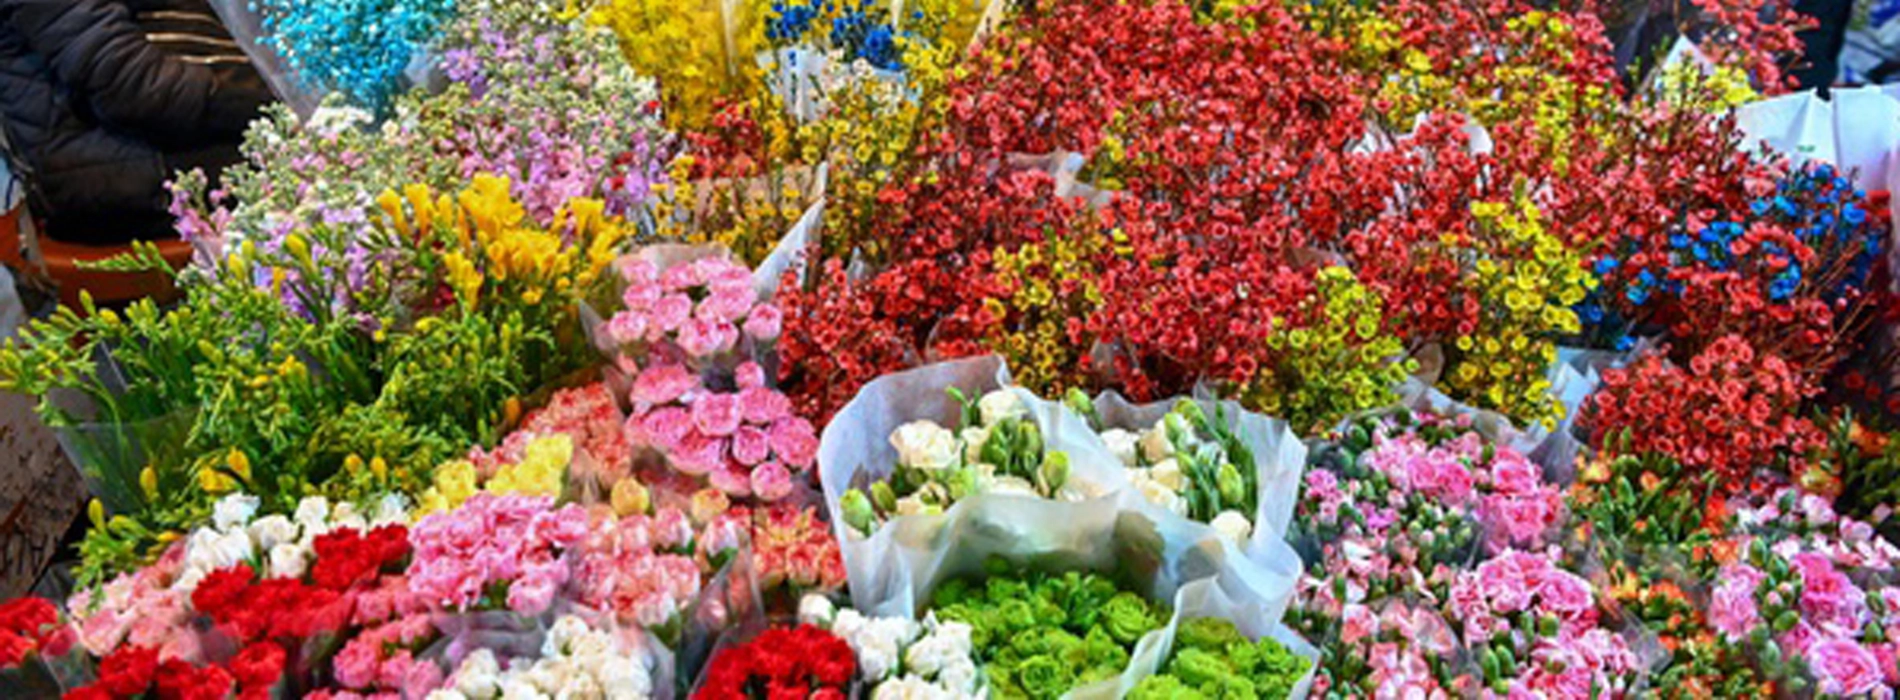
7 0 1900 697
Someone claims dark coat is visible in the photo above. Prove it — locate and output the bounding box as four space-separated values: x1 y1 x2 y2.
0 0 271 243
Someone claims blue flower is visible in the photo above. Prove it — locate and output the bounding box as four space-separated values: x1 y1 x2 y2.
1592 257 1619 275
1846 204 1867 225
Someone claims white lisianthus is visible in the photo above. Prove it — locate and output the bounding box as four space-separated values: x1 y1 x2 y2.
983 475 1039 498
451 649 502 700
977 389 1027 426
938 658 982 695
212 493 261 531
497 677 544 699
1100 429 1141 466
268 543 309 579
1133 475 1187 517
891 421 960 472
958 426 991 465
1149 458 1186 491
544 616 590 657
1138 426 1174 463
872 675 957 700
798 593 837 628
329 502 368 533
247 515 297 551
425 691 469 700
1210 510 1253 545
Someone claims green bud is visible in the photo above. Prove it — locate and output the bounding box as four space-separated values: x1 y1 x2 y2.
871 481 898 514
1773 610 1799 633
1217 461 1246 509
945 466 977 500
1039 451 1071 494
1064 388 1096 424
1173 399 1207 429
840 490 875 534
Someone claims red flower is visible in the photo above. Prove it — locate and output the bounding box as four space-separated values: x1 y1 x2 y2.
154 659 234 700
96 645 160 697
61 687 111 700
0 630 33 668
229 641 288 690
312 524 411 591
189 564 255 618
692 625 856 700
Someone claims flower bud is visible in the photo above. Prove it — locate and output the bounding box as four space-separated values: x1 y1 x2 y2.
283 233 312 268
1039 451 1071 494
226 449 252 481
611 478 651 517
1216 462 1246 509
139 465 158 501
88 499 105 529
840 490 875 535
345 454 365 475
370 456 388 481
870 481 898 515
1063 388 1095 425
1172 399 1207 430
944 466 977 500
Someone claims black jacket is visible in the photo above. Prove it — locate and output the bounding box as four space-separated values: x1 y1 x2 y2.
0 0 271 244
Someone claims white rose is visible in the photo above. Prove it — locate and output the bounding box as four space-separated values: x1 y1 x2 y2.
1138 426 1174 463
499 676 548 700
891 421 960 472
830 609 867 641
208 528 254 569
1209 510 1252 545
903 633 954 676
1149 458 1186 491
212 494 261 531
268 543 309 579
428 691 470 700
247 515 297 551
566 631 613 661
872 675 947 700
455 650 502 700
544 616 590 657
1100 429 1141 466
1136 477 1185 516
330 502 367 532
977 390 1027 426
958 427 991 465
294 496 331 532
856 635 902 681
798 594 837 628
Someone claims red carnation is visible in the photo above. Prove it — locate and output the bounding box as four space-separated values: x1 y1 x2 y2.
96 645 159 697
0 630 33 668
190 565 256 618
692 624 856 700
229 641 288 690
61 687 111 700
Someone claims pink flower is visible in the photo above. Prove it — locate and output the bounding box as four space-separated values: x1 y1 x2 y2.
661 261 707 289
768 417 819 469
692 393 744 436
710 463 753 498
670 433 727 476
678 317 739 358
1709 565 1766 642
651 294 693 332
631 364 701 407
506 576 558 616
607 311 651 345
618 258 658 286
696 286 756 324
732 426 771 466
635 407 694 451
1537 570 1594 618
735 361 767 390
751 462 795 502
1489 454 1541 495
743 303 783 341
1810 638 1884 697
1340 604 1375 645
738 387 793 425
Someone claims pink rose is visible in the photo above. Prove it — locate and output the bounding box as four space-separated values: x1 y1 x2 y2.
636 407 695 451
735 361 767 390
670 433 727 476
744 303 783 341
507 576 559 616
660 261 707 290
631 364 701 407
651 294 693 332
709 463 753 498
732 426 771 466
692 392 744 437
618 258 658 286
739 387 793 425
1809 638 1884 697
768 417 819 469
751 461 795 502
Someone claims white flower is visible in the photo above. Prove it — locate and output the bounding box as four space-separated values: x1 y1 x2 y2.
294 496 331 532
212 493 261 531
872 675 955 700
199 528 254 572
959 426 991 465
454 649 502 700
1210 510 1252 545
1138 426 1174 463
557 672 601 698
428 691 470 700
330 501 367 532
830 609 867 641
798 594 837 628
938 658 981 694
268 543 309 579
893 495 932 517
566 631 613 661
247 515 297 551
1149 458 1186 491
891 421 960 472
977 389 1027 426
374 493 409 525
983 475 1039 498
544 616 590 657
596 662 652 699
499 677 547 700
1100 429 1141 466
1134 475 1187 516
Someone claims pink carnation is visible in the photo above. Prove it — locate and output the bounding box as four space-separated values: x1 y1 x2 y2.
735 361 767 390
692 392 744 437
1537 570 1594 618
1709 565 1766 642
768 417 819 469
661 261 707 289
618 258 658 286
738 387 793 425
751 461 795 501
635 407 694 451
631 364 700 407
678 317 739 358
710 463 753 498
671 433 727 476
696 286 756 325
651 294 693 332
606 311 651 345
743 303 783 341
1809 638 1884 697
732 425 771 466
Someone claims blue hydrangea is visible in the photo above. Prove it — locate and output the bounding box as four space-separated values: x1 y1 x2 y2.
255 0 459 113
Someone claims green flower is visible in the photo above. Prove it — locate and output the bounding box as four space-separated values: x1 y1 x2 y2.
1169 648 1235 688
1129 674 1211 700
1016 654 1077 699
1102 592 1164 644
1177 617 1246 652
1084 625 1129 669
840 489 876 535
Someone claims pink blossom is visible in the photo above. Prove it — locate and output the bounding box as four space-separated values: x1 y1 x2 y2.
735 361 767 390
710 463 754 497
606 311 651 345
506 575 559 615
670 432 727 476
696 286 756 324
738 386 793 425
1709 564 1766 642
651 293 693 331
661 260 708 289
618 258 658 285
732 425 771 466
621 279 660 311
751 461 796 501
631 364 701 407
743 303 784 341
692 392 744 436
678 317 739 358
1341 603 1376 645
1489 454 1540 495
1537 570 1594 618
635 407 695 450
768 417 819 469
1809 638 1885 697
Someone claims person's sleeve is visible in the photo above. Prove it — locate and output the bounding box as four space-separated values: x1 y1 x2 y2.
5 0 265 140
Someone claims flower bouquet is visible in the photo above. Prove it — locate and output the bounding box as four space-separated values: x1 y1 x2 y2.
797 593 984 698
1069 390 1306 558
429 613 663 700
